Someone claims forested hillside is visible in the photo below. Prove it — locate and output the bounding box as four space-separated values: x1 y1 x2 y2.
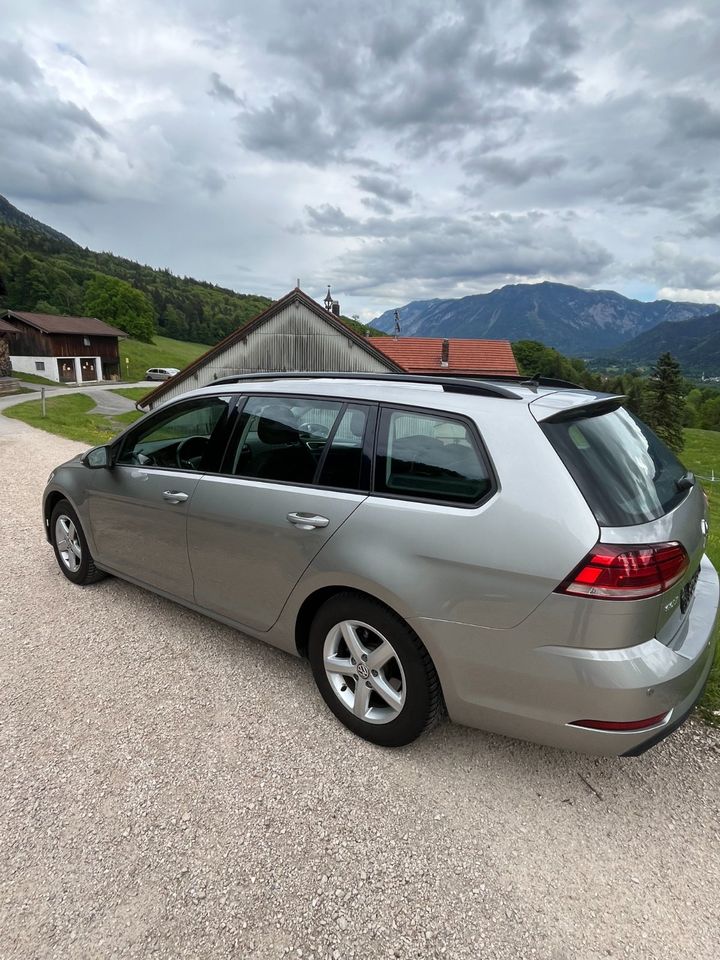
0 194 385 345
0 198 271 343
607 311 720 375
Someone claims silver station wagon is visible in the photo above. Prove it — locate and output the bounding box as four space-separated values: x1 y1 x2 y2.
43 373 719 754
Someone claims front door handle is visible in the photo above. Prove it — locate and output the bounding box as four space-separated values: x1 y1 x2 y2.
287 512 329 530
163 490 189 504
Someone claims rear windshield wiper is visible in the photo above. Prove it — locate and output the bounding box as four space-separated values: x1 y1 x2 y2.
676 471 695 491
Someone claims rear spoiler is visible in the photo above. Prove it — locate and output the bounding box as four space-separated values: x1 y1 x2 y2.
530 393 626 424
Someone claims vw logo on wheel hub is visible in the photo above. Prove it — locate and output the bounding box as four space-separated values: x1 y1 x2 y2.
357 662 370 680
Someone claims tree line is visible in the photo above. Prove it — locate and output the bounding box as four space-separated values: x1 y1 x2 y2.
0 223 272 345
513 340 718 452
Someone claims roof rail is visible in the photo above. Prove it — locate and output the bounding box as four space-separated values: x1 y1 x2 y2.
210 371 522 400
472 372 583 389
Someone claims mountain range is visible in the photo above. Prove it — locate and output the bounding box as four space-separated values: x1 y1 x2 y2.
372 282 719 356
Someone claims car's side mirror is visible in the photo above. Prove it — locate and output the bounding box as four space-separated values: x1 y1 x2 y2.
83 445 112 469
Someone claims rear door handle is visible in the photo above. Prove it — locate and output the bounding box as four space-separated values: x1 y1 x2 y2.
287 512 329 530
163 490 189 504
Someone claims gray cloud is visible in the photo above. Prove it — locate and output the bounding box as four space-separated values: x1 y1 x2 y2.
361 196 394 215
355 174 412 205
0 0 718 318
666 95 720 140
208 71 243 105
237 93 342 166
0 40 43 88
1 94 107 146
689 212 720 238
346 216 612 296
642 243 720 292
464 153 567 187
301 205 613 295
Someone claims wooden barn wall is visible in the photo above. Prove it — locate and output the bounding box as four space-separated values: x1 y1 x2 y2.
152 301 393 407
9 323 120 360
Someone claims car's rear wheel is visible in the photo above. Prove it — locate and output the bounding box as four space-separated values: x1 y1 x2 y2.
50 499 106 586
308 592 442 746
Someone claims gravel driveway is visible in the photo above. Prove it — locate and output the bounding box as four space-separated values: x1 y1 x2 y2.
2 419 719 960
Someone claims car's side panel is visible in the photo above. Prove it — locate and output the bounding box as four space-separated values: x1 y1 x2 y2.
186 477 367 632
86 465 200 600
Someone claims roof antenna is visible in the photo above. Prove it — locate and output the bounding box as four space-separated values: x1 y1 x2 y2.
393 309 401 339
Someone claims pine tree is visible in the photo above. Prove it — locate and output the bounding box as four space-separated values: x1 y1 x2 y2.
643 352 685 453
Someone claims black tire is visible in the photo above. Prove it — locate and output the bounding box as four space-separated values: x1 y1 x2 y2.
50 499 107 586
308 592 442 747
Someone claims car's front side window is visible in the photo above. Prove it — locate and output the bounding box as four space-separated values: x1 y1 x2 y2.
374 408 492 505
117 396 233 472
228 395 345 485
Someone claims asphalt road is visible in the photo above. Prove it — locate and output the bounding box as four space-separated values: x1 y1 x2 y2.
2 419 719 960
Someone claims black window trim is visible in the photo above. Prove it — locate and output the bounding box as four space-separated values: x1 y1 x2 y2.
112 393 242 474
370 402 498 510
216 392 379 495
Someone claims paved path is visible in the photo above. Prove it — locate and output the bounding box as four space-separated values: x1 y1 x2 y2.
1 423 720 960
0 381 153 425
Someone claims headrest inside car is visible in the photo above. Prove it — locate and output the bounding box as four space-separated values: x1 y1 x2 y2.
257 405 300 445
349 411 366 438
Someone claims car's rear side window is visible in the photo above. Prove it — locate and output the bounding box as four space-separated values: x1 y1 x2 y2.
374 408 492 505
542 406 687 526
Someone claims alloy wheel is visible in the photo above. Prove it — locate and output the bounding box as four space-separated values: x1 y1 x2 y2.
323 620 407 724
55 515 82 573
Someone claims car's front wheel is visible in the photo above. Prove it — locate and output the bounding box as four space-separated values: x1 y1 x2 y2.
308 592 442 747
50 499 106 586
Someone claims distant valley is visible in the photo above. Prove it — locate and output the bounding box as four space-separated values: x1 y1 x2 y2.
607 310 720 376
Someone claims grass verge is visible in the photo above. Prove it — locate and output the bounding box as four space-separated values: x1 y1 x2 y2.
3 393 143 445
682 428 720 725
111 387 150 402
12 371 58 386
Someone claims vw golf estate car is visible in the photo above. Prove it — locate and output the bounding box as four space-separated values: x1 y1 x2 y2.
145 367 180 381
43 372 719 754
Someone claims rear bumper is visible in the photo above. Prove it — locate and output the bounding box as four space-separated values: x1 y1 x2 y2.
411 555 719 756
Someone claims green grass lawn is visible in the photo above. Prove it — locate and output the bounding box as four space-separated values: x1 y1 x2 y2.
119 335 210 383
111 387 150 402
682 428 720 725
4 393 143 445
12 370 59 386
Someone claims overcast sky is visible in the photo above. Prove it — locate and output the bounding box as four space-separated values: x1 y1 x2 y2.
1 0 719 320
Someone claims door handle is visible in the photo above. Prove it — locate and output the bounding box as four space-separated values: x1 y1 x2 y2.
163 490 189 504
287 512 329 530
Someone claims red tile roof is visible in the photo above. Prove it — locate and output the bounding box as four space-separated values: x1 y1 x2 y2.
369 337 518 375
3 311 127 338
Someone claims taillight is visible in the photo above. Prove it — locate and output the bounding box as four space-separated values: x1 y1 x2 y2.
555 542 689 601
569 712 669 731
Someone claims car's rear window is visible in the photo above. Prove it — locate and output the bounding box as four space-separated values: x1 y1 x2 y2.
542 406 687 527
